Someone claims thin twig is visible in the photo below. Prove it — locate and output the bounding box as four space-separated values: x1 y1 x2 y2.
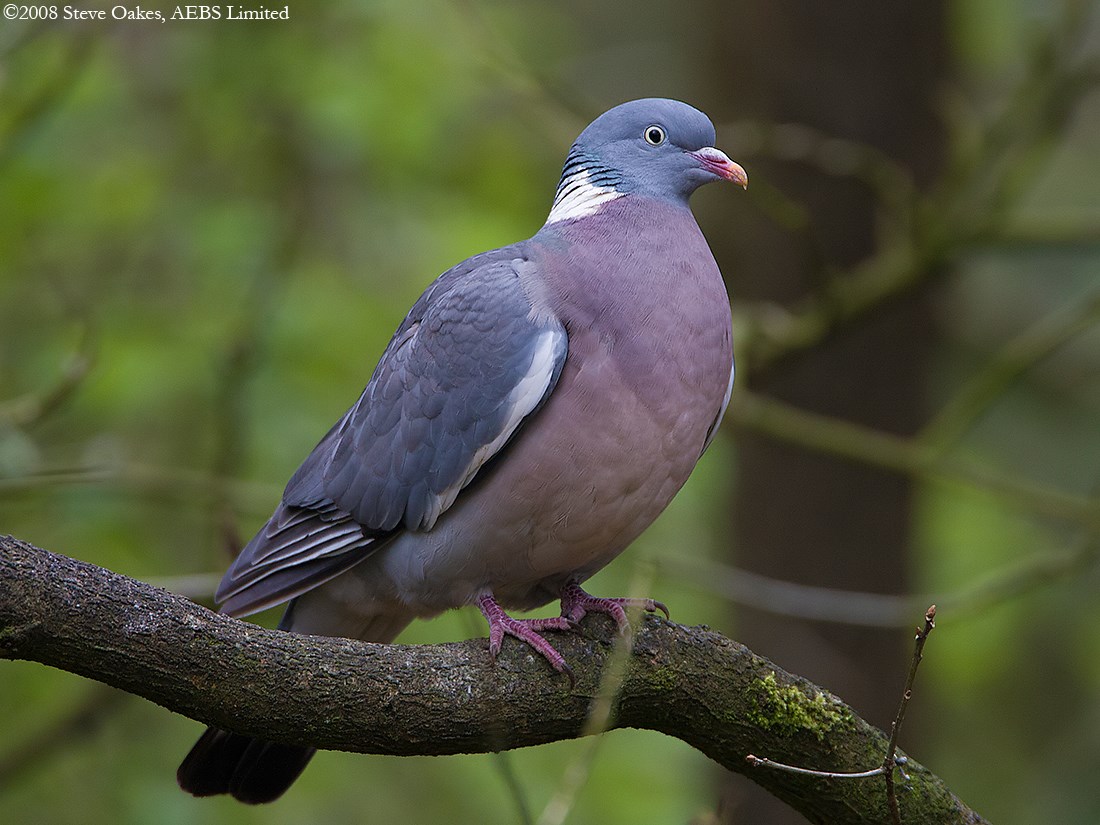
729 389 1100 530
922 288 1100 452
664 528 1099 628
745 755 893 780
491 751 535 825
727 12 1100 378
451 0 593 138
745 605 937 825
0 462 280 514
0 326 95 429
535 563 655 825
0 29 97 171
883 605 937 824
722 119 918 221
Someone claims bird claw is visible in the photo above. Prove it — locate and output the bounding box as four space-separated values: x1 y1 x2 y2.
560 661 577 689
559 582 670 631
476 584 669 688
478 594 575 687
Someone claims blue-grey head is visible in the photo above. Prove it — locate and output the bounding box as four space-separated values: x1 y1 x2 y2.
546 98 747 224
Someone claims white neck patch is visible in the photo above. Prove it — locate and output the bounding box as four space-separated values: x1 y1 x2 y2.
544 169 625 225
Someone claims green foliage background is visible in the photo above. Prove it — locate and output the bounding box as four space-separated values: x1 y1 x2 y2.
1 1 1098 823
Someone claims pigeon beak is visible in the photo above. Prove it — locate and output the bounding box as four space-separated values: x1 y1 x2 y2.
690 147 749 189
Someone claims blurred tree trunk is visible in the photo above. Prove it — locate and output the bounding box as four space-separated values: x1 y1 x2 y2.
706 3 949 822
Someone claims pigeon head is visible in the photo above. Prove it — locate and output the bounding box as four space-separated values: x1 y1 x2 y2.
546 98 747 224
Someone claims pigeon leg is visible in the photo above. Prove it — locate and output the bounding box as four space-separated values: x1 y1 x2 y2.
476 593 576 684
558 580 670 632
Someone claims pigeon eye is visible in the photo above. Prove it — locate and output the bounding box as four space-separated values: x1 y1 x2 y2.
643 125 666 146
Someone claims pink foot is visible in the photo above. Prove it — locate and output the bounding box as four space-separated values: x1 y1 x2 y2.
558 581 670 632
477 594 576 685
475 585 669 684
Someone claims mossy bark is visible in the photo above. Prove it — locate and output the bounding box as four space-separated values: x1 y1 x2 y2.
0 535 987 824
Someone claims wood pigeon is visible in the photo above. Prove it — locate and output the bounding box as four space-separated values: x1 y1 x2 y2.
178 97 747 803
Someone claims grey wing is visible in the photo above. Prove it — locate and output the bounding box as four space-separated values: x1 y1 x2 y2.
216 255 568 617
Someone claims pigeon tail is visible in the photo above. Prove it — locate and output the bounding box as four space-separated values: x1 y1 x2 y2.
178 601 411 803
177 728 315 804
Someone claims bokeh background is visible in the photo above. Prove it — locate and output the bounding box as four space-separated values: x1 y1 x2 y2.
2 1 1099 823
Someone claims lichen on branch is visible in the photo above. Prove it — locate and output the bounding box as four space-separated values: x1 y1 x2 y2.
0 535 986 825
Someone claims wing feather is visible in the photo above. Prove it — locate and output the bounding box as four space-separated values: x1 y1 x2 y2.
214 250 568 616
701 357 735 454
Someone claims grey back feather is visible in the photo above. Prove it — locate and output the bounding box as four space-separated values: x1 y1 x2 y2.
216 246 568 616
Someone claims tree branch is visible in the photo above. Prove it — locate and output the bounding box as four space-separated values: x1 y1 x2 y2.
0 535 987 824
729 390 1100 531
